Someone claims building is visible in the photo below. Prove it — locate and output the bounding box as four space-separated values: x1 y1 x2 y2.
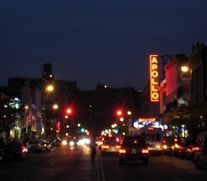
78 84 142 136
159 42 207 138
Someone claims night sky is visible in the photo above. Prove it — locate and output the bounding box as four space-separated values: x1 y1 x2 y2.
0 0 206 90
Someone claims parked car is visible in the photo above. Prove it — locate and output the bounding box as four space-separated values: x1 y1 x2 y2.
194 148 207 169
27 140 42 153
101 139 121 156
185 142 200 160
118 135 149 165
41 140 52 152
2 141 28 161
176 138 197 158
193 131 207 168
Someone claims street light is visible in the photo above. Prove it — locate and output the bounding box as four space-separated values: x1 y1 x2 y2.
43 84 54 139
46 85 54 92
181 66 189 72
53 104 58 110
127 111 131 116
181 66 192 79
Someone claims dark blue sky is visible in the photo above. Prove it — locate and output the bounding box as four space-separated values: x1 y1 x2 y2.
0 0 206 90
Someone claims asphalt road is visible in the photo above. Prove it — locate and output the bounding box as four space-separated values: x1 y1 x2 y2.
0 146 207 181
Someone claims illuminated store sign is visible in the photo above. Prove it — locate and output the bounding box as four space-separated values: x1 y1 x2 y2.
138 118 156 123
149 55 159 102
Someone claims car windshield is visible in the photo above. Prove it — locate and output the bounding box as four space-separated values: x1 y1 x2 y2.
122 137 146 147
142 133 161 142
6 142 21 148
104 140 117 145
185 139 196 146
29 141 39 144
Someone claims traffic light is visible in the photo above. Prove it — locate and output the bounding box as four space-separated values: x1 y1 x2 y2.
64 107 73 118
66 108 72 114
116 109 122 116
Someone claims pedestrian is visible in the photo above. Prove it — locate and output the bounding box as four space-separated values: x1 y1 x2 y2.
90 137 97 161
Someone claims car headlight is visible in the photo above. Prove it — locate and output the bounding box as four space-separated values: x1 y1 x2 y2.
119 149 126 153
69 141 75 147
62 140 67 146
142 149 149 154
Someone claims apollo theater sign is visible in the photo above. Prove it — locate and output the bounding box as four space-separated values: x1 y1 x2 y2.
149 55 159 102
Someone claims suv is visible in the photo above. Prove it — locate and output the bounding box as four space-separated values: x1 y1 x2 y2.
194 148 207 169
41 140 52 152
118 136 149 165
2 141 28 161
194 131 207 168
27 140 42 153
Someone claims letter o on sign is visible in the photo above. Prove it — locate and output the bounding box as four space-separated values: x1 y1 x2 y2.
152 93 159 100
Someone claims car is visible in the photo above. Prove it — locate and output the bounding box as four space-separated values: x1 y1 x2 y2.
162 137 175 154
118 135 149 165
41 140 52 152
185 142 200 160
194 147 207 168
101 139 121 156
27 140 42 153
176 138 197 158
193 131 207 168
2 141 28 161
194 148 207 168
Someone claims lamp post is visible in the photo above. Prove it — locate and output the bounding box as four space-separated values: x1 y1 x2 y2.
43 84 54 140
127 111 132 128
180 65 192 137
180 66 192 101
52 103 60 138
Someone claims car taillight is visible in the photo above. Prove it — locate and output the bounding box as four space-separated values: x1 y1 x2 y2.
142 149 149 154
192 147 200 151
155 144 161 149
186 148 190 152
21 146 27 153
102 145 109 149
175 143 180 148
116 145 121 149
119 149 126 153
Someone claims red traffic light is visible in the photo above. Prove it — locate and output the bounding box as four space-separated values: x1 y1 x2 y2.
116 110 122 116
66 108 72 114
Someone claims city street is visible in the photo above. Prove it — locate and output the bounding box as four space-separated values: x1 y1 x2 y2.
0 146 207 181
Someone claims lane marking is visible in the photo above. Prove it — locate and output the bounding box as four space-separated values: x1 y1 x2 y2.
97 152 106 181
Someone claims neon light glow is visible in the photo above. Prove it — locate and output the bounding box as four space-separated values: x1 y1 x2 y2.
149 55 159 102
138 118 156 123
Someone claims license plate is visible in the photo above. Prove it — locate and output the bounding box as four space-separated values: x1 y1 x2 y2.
131 149 136 154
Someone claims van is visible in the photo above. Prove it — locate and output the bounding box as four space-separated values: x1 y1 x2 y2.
139 126 163 155
194 131 207 168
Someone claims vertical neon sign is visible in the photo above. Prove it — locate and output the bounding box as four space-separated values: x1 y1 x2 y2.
149 55 159 102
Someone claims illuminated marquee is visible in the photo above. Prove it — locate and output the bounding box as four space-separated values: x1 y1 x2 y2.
149 55 159 102
138 118 156 123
